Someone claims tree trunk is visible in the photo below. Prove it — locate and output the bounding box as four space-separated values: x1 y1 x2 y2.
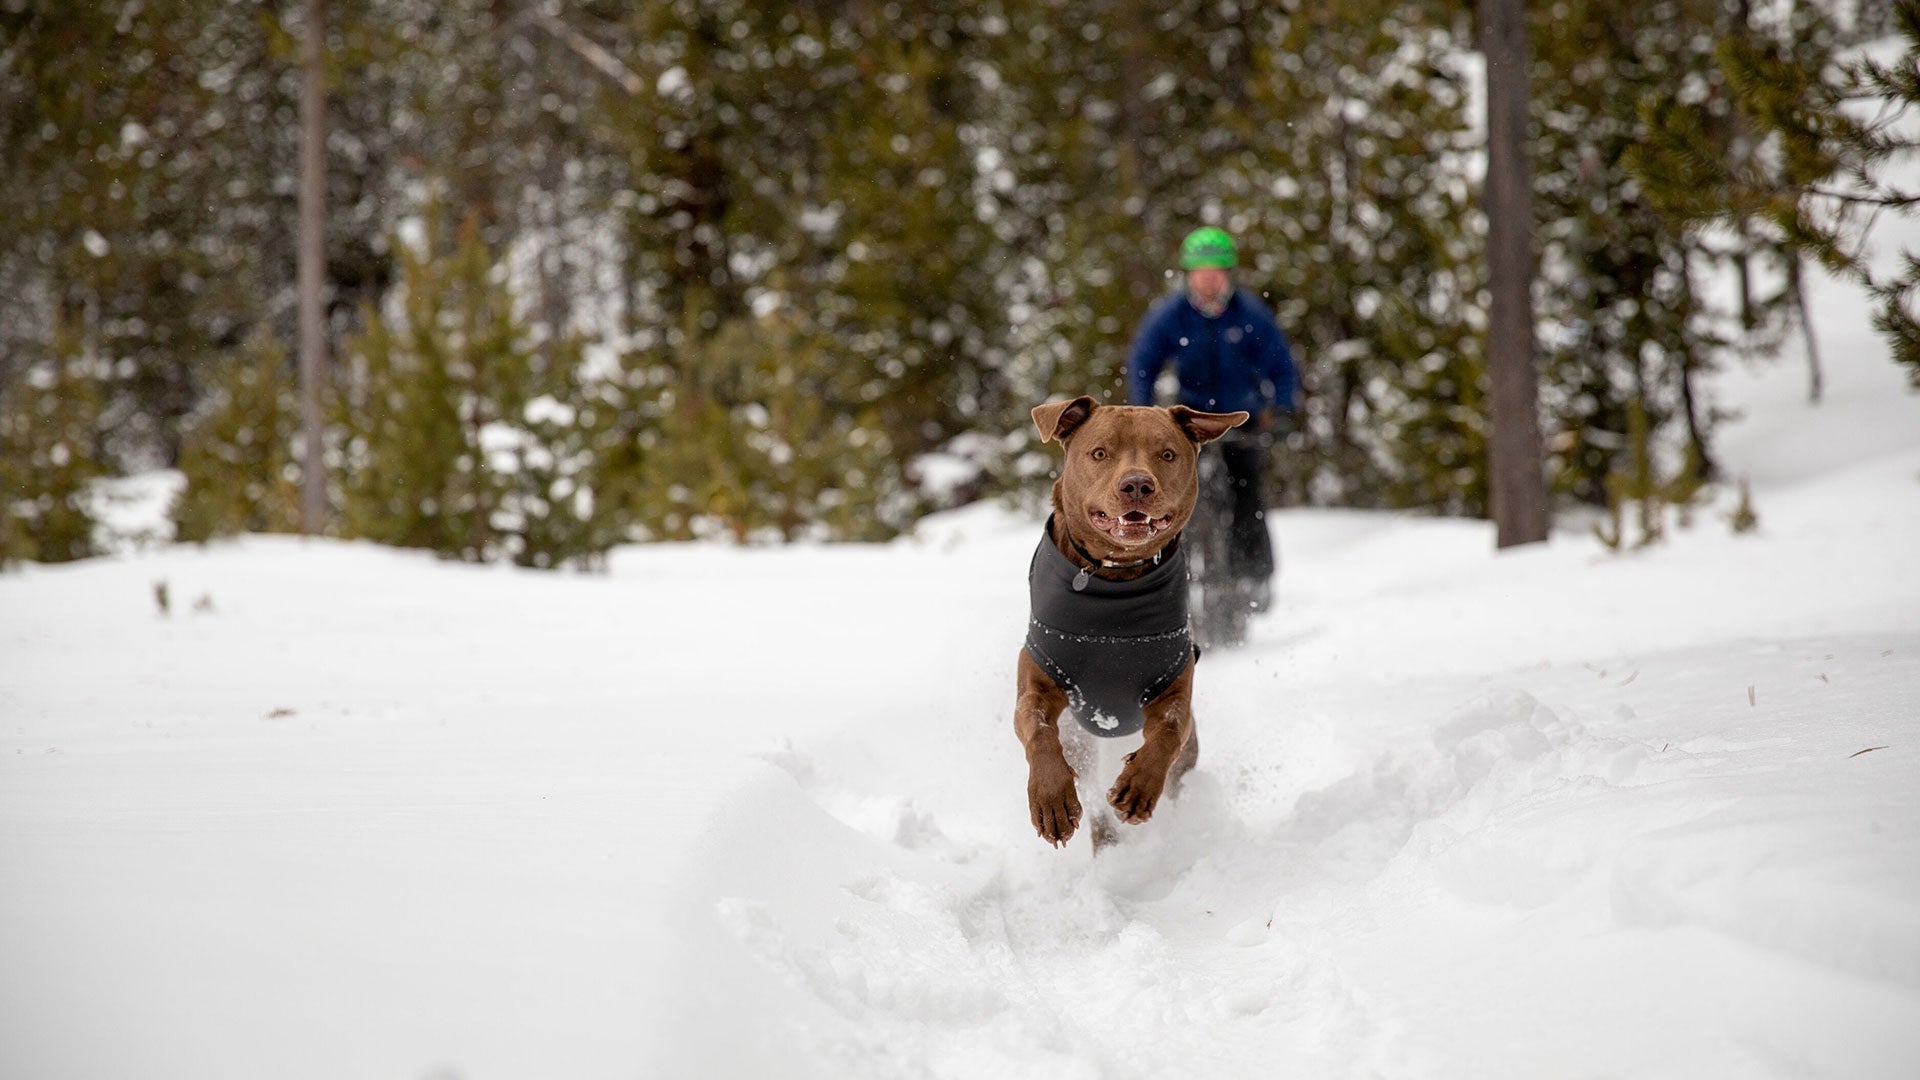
1788 255 1824 404
1677 252 1719 480
298 0 329 534
1480 0 1551 548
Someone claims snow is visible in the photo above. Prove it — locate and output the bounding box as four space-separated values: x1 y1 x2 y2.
86 469 183 552
6 288 1920 1078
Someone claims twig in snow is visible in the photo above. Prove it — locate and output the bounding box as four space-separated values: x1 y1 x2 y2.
1747 686 1756 706
1619 670 1639 685
1849 746 1889 758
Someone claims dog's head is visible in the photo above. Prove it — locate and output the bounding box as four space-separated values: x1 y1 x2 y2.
1031 397 1248 560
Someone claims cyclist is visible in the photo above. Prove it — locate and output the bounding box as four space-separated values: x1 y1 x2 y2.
1125 225 1297 610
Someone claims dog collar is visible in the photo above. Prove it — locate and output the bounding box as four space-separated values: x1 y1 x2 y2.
1052 516 1165 592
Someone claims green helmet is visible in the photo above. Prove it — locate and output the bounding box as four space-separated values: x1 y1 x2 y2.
1179 226 1237 269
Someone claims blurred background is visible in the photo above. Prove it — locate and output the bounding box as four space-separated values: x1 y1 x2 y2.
1 0 1913 567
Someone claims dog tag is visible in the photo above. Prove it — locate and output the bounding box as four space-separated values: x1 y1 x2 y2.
1072 566 1093 591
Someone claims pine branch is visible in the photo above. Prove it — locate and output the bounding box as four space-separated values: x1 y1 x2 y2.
1898 0 1920 46
522 10 644 98
1809 186 1920 208
1852 60 1920 107
1871 287 1920 389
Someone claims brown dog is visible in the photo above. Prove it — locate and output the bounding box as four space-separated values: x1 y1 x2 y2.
1016 396 1248 847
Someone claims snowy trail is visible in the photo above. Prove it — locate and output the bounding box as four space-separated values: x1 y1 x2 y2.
4 451 1918 1078
6 453 1920 1077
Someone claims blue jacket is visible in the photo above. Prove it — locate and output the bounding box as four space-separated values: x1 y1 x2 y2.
1125 288 1297 416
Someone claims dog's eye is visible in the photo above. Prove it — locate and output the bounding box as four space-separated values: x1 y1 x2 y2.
1160 449 1177 462
1091 448 1107 461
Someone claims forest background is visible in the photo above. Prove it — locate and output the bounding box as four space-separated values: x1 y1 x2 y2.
3 0 1916 567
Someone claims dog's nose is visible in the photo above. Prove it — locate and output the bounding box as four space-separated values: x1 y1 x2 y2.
1118 472 1156 500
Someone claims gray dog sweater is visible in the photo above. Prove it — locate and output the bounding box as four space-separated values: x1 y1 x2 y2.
1024 517 1196 738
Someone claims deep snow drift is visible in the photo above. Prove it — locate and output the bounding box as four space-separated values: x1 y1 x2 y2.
5 276 1920 1077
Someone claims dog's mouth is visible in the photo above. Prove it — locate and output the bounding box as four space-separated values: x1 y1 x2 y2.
1089 508 1176 543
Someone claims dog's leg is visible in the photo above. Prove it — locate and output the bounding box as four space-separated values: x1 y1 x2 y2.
1014 650 1081 846
1058 719 1122 851
1166 721 1200 795
1107 659 1196 825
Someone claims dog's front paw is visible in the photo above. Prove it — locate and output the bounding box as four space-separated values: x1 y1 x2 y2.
1027 762 1082 847
1108 755 1168 824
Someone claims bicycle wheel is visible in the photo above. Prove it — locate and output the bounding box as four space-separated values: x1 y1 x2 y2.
1187 445 1248 649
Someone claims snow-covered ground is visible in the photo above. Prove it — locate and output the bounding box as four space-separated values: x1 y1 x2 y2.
5 266 1920 1076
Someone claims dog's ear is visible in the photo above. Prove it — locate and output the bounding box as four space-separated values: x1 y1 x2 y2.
1031 396 1098 443
1170 406 1250 445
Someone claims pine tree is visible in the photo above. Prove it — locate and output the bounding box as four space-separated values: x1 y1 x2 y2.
0 312 110 565
1626 0 1920 388
336 209 610 565
1842 4 1920 387
1251 1 1485 514
1525 0 1756 508
580 0 1001 537
0 0 297 467
171 329 303 542
622 306 904 543
1592 397 1704 550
